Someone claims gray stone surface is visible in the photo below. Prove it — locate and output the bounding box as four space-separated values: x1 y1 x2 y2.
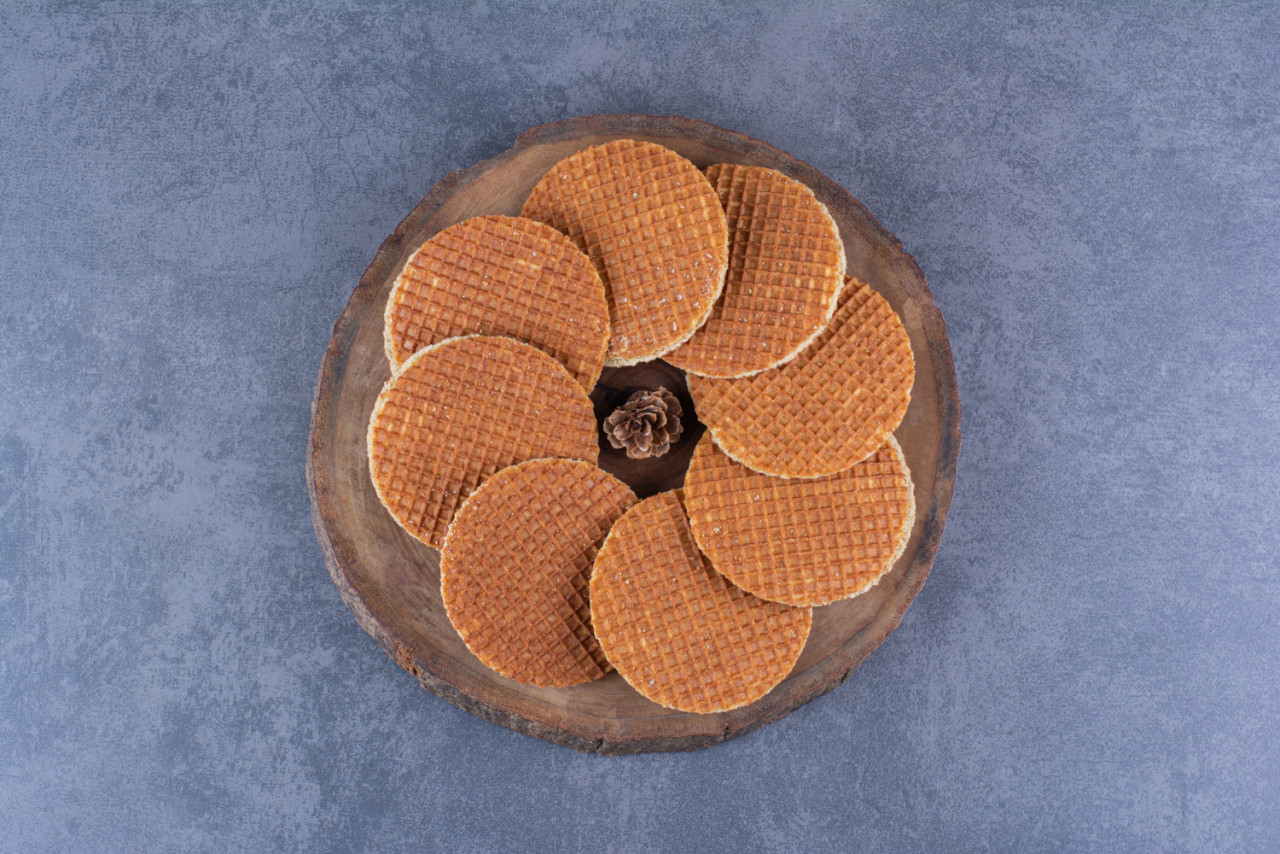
2 2 1278 851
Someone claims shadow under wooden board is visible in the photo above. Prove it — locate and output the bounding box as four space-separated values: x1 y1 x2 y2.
307 114 962 754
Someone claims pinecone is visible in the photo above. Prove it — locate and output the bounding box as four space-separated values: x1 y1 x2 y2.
603 388 684 460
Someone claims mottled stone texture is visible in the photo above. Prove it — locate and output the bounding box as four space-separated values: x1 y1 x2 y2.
2 2 1278 851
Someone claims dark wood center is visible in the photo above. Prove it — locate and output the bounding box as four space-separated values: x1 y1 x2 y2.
589 360 705 499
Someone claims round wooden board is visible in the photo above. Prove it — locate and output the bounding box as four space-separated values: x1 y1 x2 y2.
307 115 961 754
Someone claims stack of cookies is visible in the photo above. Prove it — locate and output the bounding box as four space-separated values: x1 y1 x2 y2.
367 139 915 714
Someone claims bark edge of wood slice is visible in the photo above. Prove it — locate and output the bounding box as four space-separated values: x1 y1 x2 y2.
306 114 962 754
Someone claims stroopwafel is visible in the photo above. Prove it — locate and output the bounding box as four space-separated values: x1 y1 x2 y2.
383 215 609 390
441 459 636 687
665 164 846 378
521 139 729 366
688 276 914 478
367 335 598 550
589 490 812 713
683 435 915 607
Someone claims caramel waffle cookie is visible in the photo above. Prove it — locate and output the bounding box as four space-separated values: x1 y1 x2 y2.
367 335 597 550
521 139 729 366
688 276 914 478
589 490 812 713
441 459 636 687
665 164 846 378
383 215 609 390
684 436 915 607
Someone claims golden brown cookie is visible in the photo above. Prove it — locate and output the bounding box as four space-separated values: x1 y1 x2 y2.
383 215 609 390
684 436 915 607
441 459 636 687
665 164 846 378
367 335 597 549
688 276 914 478
521 139 729 366
589 491 812 713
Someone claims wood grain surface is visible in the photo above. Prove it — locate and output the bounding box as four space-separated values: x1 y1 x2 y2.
306 114 961 754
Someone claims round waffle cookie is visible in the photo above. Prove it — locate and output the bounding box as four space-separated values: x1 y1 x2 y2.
688 276 914 478
684 436 915 607
367 335 598 550
521 139 729 366
383 215 609 390
589 490 812 714
441 459 636 688
665 164 846 378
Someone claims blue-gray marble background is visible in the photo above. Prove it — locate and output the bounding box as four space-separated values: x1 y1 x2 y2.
2 3 1277 851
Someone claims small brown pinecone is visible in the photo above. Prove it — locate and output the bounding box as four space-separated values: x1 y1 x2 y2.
603 388 684 460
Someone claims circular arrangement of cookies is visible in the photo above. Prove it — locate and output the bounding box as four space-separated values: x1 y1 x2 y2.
368 138 916 715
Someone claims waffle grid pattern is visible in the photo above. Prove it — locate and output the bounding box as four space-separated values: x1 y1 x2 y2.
684 437 914 606
665 164 845 377
441 460 636 687
589 491 812 714
689 277 914 478
368 336 598 550
521 139 729 364
384 215 609 390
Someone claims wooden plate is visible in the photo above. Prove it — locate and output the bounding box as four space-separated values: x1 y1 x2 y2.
307 115 961 754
